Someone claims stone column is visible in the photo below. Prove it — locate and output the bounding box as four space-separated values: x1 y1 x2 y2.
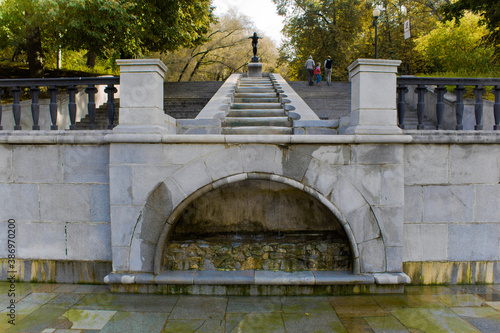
346 59 402 135
115 59 175 133
248 62 263 77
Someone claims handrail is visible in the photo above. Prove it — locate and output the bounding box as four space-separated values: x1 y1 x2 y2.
0 76 120 130
397 77 500 130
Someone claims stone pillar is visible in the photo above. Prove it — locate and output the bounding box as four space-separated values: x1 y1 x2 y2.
115 59 175 133
248 63 263 77
346 59 402 135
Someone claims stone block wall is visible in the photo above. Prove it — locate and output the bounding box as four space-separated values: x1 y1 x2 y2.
403 136 500 283
0 134 112 282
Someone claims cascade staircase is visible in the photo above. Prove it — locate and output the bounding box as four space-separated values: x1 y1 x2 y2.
221 76 293 135
76 99 119 130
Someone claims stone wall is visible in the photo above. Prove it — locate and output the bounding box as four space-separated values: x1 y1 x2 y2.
0 133 111 283
403 132 500 283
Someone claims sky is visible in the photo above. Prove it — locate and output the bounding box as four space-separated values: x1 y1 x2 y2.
212 0 284 45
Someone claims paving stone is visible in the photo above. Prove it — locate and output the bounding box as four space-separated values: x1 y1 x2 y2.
435 294 485 307
329 295 387 318
169 296 227 319
226 296 281 313
281 296 335 313
162 319 208 333
62 309 116 330
466 316 500 333
339 317 374 333
364 315 409 333
6 304 67 333
225 313 285 333
450 306 500 318
100 311 169 333
283 312 346 333
74 293 178 312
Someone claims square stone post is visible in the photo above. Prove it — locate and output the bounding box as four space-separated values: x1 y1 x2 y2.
248 63 263 77
346 59 402 135
115 59 175 133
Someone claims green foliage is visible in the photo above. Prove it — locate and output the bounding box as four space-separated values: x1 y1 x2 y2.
414 13 499 75
442 0 500 49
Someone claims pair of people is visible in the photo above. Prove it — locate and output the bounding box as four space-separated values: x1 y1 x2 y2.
305 56 333 86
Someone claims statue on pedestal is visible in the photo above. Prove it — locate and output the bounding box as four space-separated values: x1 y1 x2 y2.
248 32 262 62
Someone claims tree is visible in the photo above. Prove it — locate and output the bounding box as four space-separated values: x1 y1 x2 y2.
0 0 215 75
442 0 500 50
414 13 499 74
161 10 279 82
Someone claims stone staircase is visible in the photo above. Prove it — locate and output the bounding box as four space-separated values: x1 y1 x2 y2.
76 100 119 130
221 76 293 135
401 106 436 130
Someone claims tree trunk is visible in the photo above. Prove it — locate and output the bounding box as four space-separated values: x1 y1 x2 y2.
86 51 97 68
25 12 44 77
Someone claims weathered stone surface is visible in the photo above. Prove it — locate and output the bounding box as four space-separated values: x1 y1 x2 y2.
350 144 403 165
373 272 410 284
147 178 186 218
346 204 380 243
373 206 403 247
255 271 315 285
358 238 386 273
136 205 167 244
422 185 474 223
164 144 224 165
129 238 156 272
112 246 131 271
303 159 342 196
40 184 90 222
240 145 282 174
349 165 382 205
13 145 62 183
194 270 254 284
66 223 111 260
91 185 110 222
203 146 243 181
155 270 196 284
110 205 142 247
17 222 67 259
404 185 422 223
404 144 449 185
474 185 500 223
109 166 133 205
385 246 403 272
309 145 350 165
381 164 404 205
0 184 39 221
110 143 163 165
63 145 109 184
132 165 181 205
449 224 499 261
403 224 448 261
281 149 312 182
0 144 12 182
328 178 366 217
172 159 213 196
312 270 374 285
450 145 500 184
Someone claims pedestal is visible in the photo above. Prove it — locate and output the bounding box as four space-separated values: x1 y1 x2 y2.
248 63 263 78
345 59 402 135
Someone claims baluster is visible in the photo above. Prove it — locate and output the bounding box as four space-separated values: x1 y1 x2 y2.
415 85 427 130
66 85 78 130
105 84 117 129
434 86 447 130
454 85 465 130
473 85 485 130
397 85 408 129
29 86 41 130
493 86 499 130
11 86 22 130
0 88 3 130
48 86 59 130
85 85 98 130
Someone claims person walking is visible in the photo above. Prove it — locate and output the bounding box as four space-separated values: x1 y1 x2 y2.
324 56 333 86
314 63 322 86
305 56 315 86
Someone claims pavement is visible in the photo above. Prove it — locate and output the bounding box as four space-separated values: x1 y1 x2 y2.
2 282 500 332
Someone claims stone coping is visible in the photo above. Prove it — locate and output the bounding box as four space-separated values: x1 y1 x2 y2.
104 270 411 286
1 131 500 144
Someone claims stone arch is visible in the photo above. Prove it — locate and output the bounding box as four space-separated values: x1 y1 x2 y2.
127 145 386 275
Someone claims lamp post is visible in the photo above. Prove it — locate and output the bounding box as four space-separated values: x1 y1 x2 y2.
373 8 380 59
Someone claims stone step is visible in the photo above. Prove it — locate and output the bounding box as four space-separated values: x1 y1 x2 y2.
233 98 279 103
222 126 293 135
222 117 291 127
239 83 274 87
234 93 278 98
231 103 282 110
237 87 276 93
227 109 286 117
